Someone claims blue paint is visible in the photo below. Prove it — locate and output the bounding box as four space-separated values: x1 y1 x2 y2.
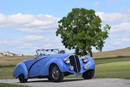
13 54 95 79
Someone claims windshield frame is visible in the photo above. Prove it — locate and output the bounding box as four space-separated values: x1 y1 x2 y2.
36 49 59 56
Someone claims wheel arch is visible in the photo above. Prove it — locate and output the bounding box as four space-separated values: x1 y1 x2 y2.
49 63 56 72
49 62 64 74
84 69 95 73
13 62 28 79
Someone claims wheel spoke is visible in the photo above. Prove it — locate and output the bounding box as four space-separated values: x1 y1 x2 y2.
49 65 64 82
52 66 59 80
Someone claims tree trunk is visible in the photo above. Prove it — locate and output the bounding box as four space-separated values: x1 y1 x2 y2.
89 50 93 57
75 48 80 55
82 49 87 56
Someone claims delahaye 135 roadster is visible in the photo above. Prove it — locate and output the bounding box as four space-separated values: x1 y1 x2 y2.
13 49 95 82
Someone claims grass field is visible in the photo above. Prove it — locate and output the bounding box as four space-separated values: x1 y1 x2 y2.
0 66 14 79
95 59 130 79
0 83 29 87
95 56 130 64
0 48 130 66
0 56 130 79
0 56 33 66
0 56 33 79
93 47 130 58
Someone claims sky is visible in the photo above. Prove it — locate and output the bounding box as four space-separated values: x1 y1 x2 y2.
0 0 130 55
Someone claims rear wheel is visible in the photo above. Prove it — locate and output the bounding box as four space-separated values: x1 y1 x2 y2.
18 74 27 83
82 70 95 79
48 76 52 81
49 64 64 82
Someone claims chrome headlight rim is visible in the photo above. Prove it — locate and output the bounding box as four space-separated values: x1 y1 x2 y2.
70 66 74 71
64 58 70 64
82 57 88 63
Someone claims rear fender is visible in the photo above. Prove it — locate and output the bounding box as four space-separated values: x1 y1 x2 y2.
13 62 28 79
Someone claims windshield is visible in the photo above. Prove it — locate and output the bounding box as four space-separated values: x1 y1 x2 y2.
36 49 59 56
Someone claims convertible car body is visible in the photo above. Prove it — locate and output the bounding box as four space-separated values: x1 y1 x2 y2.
13 49 95 82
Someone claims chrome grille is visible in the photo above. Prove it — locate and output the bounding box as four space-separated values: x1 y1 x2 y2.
69 55 81 72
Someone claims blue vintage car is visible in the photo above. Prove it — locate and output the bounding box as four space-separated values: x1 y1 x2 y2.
13 49 95 82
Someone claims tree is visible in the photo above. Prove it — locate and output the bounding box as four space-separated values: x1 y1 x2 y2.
56 8 111 57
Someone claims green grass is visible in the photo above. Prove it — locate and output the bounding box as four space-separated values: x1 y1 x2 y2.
94 56 130 65
0 56 130 79
0 66 14 79
94 56 130 78
0 83 29 87
95 61 130 79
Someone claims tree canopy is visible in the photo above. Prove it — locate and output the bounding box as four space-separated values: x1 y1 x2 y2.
56 8 111 57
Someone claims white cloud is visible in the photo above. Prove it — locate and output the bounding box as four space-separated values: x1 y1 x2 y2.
0 14 6 23
95 11 130 51
96 11 130 45
0 13 65 54
114 38 130 45
94 1 99 6
106 22 130 50
23 35 43 40
106 0 122 6
0 13 59 33
1 12 130 54
128 9 130 13
0 34 65 55
96 12 130 24
111 22 130 32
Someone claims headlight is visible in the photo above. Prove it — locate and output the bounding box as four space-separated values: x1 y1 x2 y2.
82 57 88 63
83 65 87 69
64 58 70 64
70 66 74 71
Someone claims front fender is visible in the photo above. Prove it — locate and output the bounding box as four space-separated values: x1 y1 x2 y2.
13 62 28 79
48 58 65 72
80 56 95 74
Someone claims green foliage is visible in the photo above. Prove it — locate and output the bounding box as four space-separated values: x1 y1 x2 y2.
56 8 111 56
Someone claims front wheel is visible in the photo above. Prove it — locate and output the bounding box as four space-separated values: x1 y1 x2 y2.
49 64 64 82
82 70 95 79
18 74 27 83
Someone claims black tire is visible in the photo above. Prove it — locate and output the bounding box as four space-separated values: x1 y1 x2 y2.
48 76 52 81
82 70 95 79
49 64 64 82
18 74 27 83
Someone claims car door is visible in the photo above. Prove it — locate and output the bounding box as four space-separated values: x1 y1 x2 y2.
29 58 43 77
